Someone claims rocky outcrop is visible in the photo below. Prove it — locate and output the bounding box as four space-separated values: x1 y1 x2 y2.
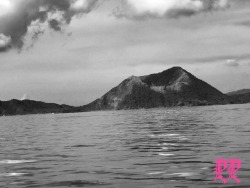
79 67 231 111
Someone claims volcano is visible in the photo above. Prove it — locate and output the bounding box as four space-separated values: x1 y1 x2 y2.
79 66 230 111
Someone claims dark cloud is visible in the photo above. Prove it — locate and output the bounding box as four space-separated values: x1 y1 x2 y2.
49 19 62 31
0 0 99 52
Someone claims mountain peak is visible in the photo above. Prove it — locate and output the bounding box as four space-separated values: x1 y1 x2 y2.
168 66 184 71
140 66 191 88
80 66 230 111
127 75 142 82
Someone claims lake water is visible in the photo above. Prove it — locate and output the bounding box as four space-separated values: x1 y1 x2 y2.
0 104 250 188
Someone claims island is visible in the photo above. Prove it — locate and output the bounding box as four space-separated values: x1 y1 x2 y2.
1 67 249 116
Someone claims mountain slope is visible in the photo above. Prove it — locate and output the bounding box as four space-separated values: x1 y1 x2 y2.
79 67 231 111
0 99 74 116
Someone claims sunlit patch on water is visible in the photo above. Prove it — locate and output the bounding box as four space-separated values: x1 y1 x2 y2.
150 133 189 141
0 160 37 164
149 133 180 137
158 153 175 156
158 143 179 146
158 134 181 137
166 172 199 177
148 171 166 175
0 173 29 177
201 167 209 170
161 147 168 150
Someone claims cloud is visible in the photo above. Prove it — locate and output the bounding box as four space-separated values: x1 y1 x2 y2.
171 53 250 65
71 0 99 13
225 59 239 67
114 0 230 19
0 0 99 52
21 94 31 101
0 0 13 17
0 33 12 52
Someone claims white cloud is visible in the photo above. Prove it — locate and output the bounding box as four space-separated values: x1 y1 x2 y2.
70 0 98 12
71 0 89 10
0 0 13 17
115 0 230 19
225 59 239 67
127 0 203 16
21 94 30 101
0 33 11 51
215 0 229 9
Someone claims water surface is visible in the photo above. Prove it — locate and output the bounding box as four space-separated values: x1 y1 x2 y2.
1 104 250 187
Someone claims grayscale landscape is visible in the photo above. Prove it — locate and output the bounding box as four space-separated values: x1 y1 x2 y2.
0 0 250 187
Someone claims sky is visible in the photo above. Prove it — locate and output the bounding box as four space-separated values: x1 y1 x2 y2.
0 0 250 106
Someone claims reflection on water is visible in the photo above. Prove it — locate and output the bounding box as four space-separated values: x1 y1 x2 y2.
0 104 250 187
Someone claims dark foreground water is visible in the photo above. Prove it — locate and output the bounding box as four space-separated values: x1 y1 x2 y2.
0 104 250 188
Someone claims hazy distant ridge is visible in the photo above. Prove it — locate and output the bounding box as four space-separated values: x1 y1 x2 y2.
226 89 250 104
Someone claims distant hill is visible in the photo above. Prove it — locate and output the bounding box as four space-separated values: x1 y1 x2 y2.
226 89 250 104
0 99 74 116
79 67 231 111
227 89 250 96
